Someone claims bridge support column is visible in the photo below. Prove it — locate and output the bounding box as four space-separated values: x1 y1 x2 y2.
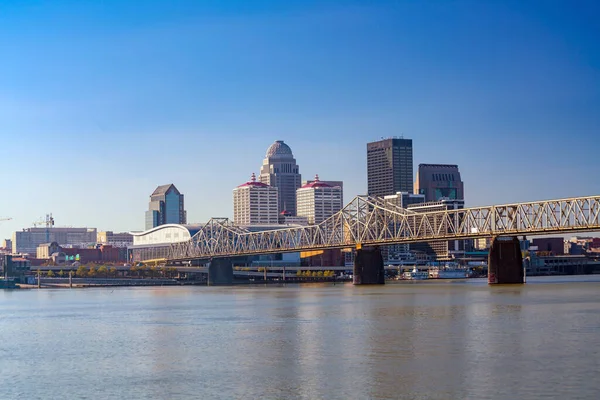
208 258 234 286
488 236 524 284
353 246 385 285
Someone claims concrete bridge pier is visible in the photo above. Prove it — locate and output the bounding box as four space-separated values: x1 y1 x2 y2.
353 246 385 285
208 258 234 286
488 236 524 284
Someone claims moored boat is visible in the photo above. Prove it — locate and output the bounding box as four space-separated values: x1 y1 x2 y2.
402 266 429 280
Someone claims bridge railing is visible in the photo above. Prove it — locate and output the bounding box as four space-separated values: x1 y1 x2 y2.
168 195 600 260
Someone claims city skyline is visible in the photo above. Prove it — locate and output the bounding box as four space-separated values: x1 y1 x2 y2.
1 0 599 239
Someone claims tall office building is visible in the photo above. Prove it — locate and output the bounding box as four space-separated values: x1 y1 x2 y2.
415 164 464 202
233 173 279 225
259 140 302 215
367 137 413 197
145 184 186 230
296 175 343 224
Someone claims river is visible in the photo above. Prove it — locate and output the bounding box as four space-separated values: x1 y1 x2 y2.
1 276 599 399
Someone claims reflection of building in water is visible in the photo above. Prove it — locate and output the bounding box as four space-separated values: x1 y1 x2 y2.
415 164 464 202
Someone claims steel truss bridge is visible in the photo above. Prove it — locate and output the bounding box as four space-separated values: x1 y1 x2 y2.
168 195 600 261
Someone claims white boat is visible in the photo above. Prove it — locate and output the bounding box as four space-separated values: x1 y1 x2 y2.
428 263 470 279
402 266 429 280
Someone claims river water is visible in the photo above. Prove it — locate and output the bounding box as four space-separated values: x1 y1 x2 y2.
1 276 599 400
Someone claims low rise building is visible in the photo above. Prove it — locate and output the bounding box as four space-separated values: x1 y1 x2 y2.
97 231 133 247
12 227 97 255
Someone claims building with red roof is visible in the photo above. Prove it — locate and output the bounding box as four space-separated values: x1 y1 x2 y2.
296 175 343 224
233 173 279 225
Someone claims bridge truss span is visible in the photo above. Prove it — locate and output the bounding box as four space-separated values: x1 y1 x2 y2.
168 195 600 260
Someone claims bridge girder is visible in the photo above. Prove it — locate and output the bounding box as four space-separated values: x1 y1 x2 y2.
168 195 600 261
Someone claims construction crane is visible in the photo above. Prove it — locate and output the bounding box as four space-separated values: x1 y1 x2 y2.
32 214 54 243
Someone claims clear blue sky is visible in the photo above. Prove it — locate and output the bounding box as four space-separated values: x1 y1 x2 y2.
1 0 599 238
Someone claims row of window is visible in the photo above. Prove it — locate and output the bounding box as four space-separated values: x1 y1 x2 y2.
432 173 456 182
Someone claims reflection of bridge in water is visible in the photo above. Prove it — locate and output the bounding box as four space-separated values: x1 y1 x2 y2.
162 195 600 285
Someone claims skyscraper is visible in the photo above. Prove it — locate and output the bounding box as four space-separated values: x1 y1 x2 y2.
367 137 413 197
233 173 279 225
145 184 186 230
415 164 464 202
259 140 302 215
296 175 343 224
303 179 344 205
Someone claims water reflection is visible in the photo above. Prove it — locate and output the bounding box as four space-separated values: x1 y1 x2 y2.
0 277 599 399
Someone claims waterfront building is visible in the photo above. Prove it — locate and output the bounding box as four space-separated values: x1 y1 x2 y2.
233 173 279 225
12 227 97 255
415 164 464 202
259 140 302 215
97 231 134 247
407 199 466 260
145 184 186 230
531 237 565 255
296 175 343 225
367 137 413 197
129 224 204 262
129 223 290 263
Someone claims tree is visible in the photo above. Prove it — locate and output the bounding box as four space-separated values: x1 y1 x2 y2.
76 265 87 277
296 270 302 276
98 265 108 278
88 266 97 277
58 270 65 277
47 270 55 277
110 267 118 277
161 266 168 277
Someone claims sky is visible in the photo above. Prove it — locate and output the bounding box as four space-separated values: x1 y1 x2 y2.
1 0 599 239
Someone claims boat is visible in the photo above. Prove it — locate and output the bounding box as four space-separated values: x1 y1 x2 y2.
402 266 429 280
428 263 470 279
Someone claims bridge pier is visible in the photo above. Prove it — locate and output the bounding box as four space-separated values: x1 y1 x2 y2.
353 246 385 285
208 258 234 286
488 236 524 284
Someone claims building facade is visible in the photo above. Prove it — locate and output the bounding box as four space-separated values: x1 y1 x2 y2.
233 173 279 225
367 137 413 197
296 175 343 225
415 164 464 202
383 191 426 209
303 179 344 205
259 140 302 215
145 184 186 230
97 231 134 247
12 227 97 255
